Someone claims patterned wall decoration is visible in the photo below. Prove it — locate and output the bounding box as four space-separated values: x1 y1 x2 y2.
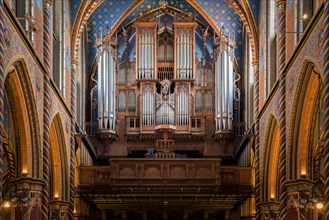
2 11 74 176
259 11 324 187
3 16 44 133
72 0 83 25
84 0 244 70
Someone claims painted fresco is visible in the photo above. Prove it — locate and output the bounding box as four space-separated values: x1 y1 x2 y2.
285 15 324 131
259 10 324 183
3 15 44 132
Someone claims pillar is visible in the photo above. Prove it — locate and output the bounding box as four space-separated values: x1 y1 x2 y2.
253 60 260 220
285 179 315 220
323 0 329 219
276 0 287 219
258 202 279 220
49 200 70 219
42 0 53 219
0 0 5 218
70 60 78 219
11 178 44 220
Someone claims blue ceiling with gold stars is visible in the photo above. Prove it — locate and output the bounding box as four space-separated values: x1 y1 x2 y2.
71 0 251 71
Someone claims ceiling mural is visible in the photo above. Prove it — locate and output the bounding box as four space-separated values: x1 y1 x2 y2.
74 0 245 71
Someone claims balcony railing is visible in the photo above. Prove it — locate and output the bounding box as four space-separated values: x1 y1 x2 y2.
78 159 252 195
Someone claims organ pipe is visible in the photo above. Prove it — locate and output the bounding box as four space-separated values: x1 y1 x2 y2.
174 24 195 80
136 23 157 79
96 35 117 131
214 32 235 131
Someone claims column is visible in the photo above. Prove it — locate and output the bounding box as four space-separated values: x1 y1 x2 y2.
276 0 287 219
285 179 315 220
11 178 44 220
252 61 260 220
258 202 280 220
49 200 70 219
42 0 53 219
70 60 78 220
0 0 5 217
323 0 329 219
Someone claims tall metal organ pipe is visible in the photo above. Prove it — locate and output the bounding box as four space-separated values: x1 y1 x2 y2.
214 34 235 131
97 41 117 131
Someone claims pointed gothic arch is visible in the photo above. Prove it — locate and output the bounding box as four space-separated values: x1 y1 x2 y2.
262 114 280 202
49 113 69 201
288 59 323 180
4 58 41 178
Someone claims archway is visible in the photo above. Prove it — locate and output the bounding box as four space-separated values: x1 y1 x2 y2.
2 58 42 219
290 61 323 180
49 113 70 219
264 116 280 201
287 60 324 219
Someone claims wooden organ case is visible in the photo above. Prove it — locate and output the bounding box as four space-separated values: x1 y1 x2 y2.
94 9 242 157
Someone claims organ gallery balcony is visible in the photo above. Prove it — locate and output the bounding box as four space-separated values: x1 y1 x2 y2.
77 159 252 196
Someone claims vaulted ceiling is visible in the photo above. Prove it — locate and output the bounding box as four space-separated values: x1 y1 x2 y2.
71 0 259 71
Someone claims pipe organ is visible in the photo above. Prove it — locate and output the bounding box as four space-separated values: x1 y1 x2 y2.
96 35 117 133
93 11 240 148
214 33 235 132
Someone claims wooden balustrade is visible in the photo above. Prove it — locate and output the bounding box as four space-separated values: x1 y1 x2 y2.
78 159 252 195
